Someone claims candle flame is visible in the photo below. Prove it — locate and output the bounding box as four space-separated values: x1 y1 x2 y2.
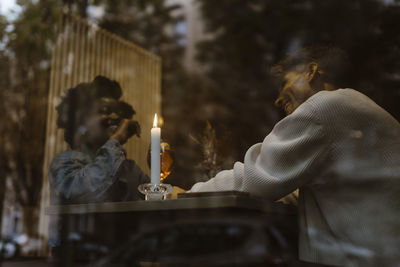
153 113 158 127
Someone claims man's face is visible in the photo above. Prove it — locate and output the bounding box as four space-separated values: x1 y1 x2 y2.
275 71 316 115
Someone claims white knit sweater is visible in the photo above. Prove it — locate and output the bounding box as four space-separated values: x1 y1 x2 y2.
190 89 400 266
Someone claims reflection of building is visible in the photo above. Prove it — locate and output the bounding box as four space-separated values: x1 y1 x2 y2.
167 0 207 74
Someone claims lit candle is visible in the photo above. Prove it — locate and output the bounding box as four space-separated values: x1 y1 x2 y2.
151 113 161 184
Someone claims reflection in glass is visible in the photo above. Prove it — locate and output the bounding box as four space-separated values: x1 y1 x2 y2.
147 140 175 182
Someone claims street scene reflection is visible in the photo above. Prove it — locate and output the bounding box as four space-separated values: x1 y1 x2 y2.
0 0 399 266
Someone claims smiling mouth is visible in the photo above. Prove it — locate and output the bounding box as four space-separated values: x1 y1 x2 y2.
102 118 121 132
106 118 120 126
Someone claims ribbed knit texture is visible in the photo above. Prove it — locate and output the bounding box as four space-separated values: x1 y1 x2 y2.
190 89 400 266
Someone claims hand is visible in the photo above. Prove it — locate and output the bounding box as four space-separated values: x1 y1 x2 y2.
276 189 299 206
110 119 141 145
166 186 187 199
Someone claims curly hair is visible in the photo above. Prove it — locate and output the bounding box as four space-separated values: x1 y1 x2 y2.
56 76 135 147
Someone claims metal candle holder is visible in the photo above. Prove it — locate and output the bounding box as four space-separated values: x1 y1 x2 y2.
138 183 173 201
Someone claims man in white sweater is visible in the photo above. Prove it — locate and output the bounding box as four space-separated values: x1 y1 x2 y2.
189 49 400 266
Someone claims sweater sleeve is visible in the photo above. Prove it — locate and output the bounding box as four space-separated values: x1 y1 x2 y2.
190 102 331 200
49 139 126 203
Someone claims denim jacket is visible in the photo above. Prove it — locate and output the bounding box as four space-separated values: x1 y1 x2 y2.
49 139 149 204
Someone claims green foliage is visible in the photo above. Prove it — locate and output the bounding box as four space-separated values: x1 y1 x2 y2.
0 14 7 41
8 0 58 72
194 0 400 162
98 0 184 72
1 0 60 210
2 0 399 201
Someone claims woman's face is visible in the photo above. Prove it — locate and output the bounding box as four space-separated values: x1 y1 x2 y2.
80 97 125 149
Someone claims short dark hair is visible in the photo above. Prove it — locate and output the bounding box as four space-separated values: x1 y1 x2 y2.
273 46 350 86
56 76 135 147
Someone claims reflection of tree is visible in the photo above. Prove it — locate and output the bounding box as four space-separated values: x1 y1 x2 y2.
0 14 11 235
194 0 400 167
0 0 59 239
96 0 185 117
296 0 400 118
0 0 187 239
94 0 195 188
2 0 400 236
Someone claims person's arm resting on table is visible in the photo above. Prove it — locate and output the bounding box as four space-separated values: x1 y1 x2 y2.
50 139 126 203
190 102 331 201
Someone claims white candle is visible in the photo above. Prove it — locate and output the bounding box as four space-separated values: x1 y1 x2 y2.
151 113 161 184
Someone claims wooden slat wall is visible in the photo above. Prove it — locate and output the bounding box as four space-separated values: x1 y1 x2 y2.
37 13 161 255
